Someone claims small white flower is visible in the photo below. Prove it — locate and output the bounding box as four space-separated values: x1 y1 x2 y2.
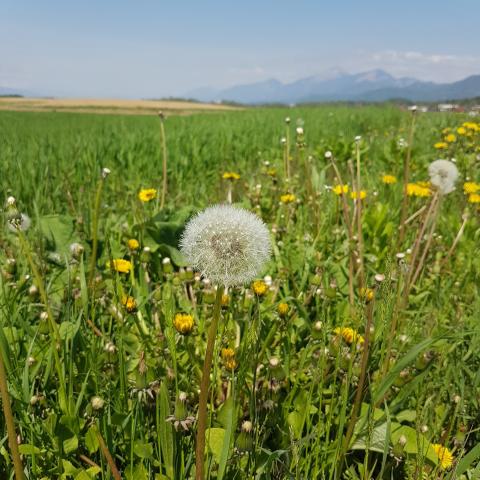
101 167 111 178
355 135 361 143
428 159 458 195
162 257 171 264
280 137 286 144
408 105 418 112
180 204 271 287
296 127 304 135
6 196 16 207
324 151 332 159
285 117 290 124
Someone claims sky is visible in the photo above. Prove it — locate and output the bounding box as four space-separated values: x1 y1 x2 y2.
1 0 480 98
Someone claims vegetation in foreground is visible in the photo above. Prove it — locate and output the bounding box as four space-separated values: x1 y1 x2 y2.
1 107 480 479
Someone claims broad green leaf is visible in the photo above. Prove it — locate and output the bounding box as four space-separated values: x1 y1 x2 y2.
206 427 226 464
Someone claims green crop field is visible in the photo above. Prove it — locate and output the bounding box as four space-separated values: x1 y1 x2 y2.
1 106 480 479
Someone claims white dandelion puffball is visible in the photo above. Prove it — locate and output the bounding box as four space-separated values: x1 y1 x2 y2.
428 159 458 195
8 213 31 232
180 204 271 287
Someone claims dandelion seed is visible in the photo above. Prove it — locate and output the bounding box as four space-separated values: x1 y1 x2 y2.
428 159 458 195
180 204 271 287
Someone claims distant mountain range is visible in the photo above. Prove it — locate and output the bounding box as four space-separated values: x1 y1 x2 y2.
186 69 480 104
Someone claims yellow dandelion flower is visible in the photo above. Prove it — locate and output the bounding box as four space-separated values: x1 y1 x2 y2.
360 287 375 302
277 302 289 317
138 188 157 202
350 190 367 200
463 182 480 194
221 348 237 370
127 238 140 250
333 327 364 345
221 293 230 306
222 172 241 181
173 313 194 335
445 133 456 143
406 183 432 197
332 184 349 195
431 444 454 470
107 259 133 273
121 295 137 313
456 127 466 135
382 174 397 184
468 193 480 203
280 193 296 204
434 142 448 149
252 280 268 296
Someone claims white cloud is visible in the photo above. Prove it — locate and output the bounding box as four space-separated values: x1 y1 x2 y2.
355 50 480 82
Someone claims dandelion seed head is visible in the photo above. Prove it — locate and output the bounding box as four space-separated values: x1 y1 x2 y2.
428 159 458 195
8 213 31 232
180 204 271 287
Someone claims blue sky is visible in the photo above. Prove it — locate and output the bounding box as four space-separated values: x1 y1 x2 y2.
1 0 479 98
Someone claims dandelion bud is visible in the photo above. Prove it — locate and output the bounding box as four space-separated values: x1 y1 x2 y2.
374 273 385 283
173 313 194 335
91 396 105 410
277 302 289 317
104 341 117 354
27 356 36 366
40 311 49 321
398 435 407 447
420 425 428 433
69 242 84 258
162 257 173 273
30 395 39 406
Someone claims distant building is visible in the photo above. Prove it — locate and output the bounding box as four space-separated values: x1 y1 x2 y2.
437 103 462 112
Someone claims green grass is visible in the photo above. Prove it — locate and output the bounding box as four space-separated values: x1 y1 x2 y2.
1 107 480 479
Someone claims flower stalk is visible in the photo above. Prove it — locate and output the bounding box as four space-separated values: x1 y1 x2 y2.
195 286 224 480
0 347 24 479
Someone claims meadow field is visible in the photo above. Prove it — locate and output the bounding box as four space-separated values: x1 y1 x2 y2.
1 106 480 479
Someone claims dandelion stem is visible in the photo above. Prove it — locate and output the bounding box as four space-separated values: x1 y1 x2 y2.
354 141 365 291
195 286 224 480
398 110 417 246
285 124 291 181
0 346 24 480
17 231 69 414
340 300 374 467
410 197 441 286
159 112 168 210
95 425 122 480
88 175 106 290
